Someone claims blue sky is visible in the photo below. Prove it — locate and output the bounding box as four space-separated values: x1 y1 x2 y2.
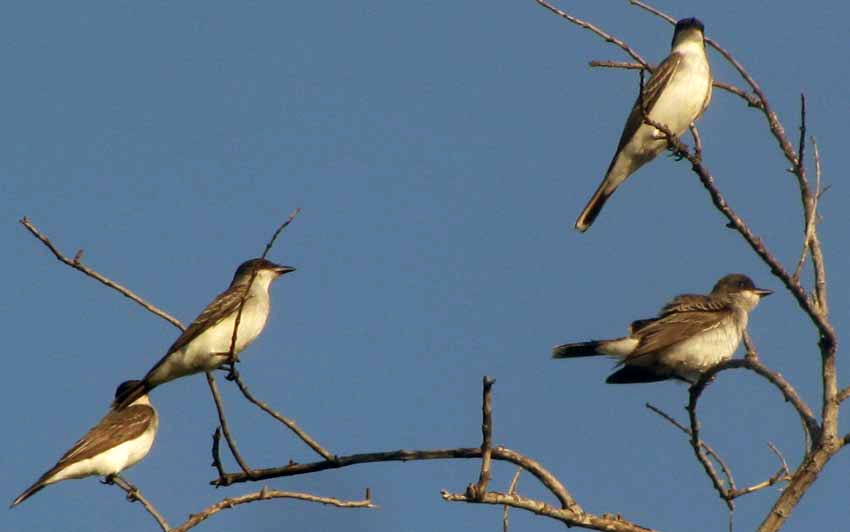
4 1 848 531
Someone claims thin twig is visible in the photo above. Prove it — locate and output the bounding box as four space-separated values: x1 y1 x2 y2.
442 490 653 532
211 428 227 480
685 386 735 510
230 368 336 461
206 372 254 475
468 376 495 500
503 468 522 532
645 403 736 495
225 208 302 369
589 59 644 70
107 474 171 532
587 60 760 107
692 359 819 446
535 0 649 68
170 487 374 532
19 217 184 331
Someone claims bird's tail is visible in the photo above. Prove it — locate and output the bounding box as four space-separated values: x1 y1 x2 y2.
11 478 48 508
551 341 604 359
112 379 151 410
575 153 635 232
575 182 614 232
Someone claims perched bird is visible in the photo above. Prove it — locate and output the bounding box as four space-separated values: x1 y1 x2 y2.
575 17 713 232
113 258 295 409
552 274 771 384
11 381 158 507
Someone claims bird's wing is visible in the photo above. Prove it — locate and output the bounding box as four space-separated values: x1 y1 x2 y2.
52 405 155 469
627 310 727 361
165 285 247 355
615 52 683 153
661 294 727 314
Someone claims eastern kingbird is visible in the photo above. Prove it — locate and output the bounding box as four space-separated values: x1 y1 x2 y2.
113 258 295 409
552 274 771 384
11 381 158 507
575 17 713 232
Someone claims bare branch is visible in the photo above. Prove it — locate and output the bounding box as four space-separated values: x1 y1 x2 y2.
19 217 184 332
589 59 644 70
503 468 522 532
214 445 580 511
206 372 254 475
692 359 819 445
107 474 170 532
230 368 336 461
535 0 649 68
468 376 495 500
645 403 736 497
225 208 302 369
442 490 655 532
171 486 374 532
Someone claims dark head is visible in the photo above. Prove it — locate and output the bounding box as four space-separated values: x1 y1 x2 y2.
711 273 773 301
115 380 144 401
232 258 296 283
672 17 706 48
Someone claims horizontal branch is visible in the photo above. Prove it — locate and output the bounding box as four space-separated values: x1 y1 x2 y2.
213 446 579 512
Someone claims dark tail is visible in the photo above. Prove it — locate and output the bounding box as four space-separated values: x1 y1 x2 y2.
112 380 151 410
605 365 669 384
11 478 47 508
574 185 612 233
551 341 603 359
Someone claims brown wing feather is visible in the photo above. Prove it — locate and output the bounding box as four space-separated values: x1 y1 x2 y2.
29 404 155 488
628 311 726 360
614 53 683 154
55 405 154 466
164 285 246 355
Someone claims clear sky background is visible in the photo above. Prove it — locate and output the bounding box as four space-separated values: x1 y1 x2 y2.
3 1 848 531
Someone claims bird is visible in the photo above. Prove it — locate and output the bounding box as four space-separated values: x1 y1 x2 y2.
11 380 158 507
575 17 713 232
112 258 295 409
552 274 771 384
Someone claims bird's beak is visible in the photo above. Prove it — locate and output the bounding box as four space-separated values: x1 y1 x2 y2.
274 265 296 275
753 287 773 297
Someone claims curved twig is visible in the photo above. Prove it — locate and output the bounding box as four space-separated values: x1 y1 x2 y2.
107 474 171 532
170 487 374 532
691 359 819 444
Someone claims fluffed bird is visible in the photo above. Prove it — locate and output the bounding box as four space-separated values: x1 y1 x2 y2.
575 17 713 232
552 274 771 384
113 258 295 409
12 380 158 507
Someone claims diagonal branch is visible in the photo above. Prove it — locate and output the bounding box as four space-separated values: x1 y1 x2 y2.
19 217 184 332
535 0 649 68
230 368 335 461
206 372 254 475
